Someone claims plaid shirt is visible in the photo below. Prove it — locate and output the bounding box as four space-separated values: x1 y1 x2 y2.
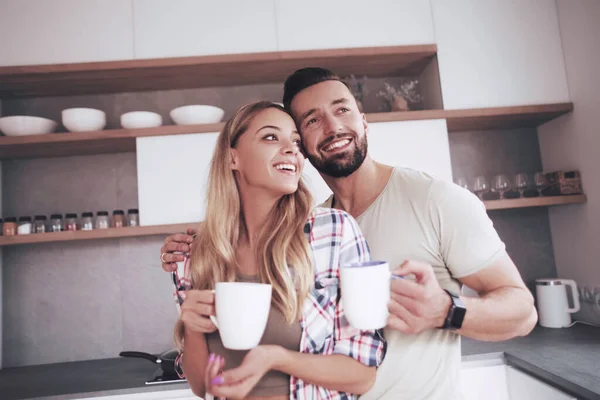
173 207 386 400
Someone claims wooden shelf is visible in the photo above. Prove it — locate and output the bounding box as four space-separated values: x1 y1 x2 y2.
443 103 574 132
0 103 574 160
0 223 198 247
0 195 586 247
0 45 436 99
484 195 587 211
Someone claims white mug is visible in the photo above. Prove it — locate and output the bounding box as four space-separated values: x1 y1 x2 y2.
210 282 272 350
340 261 400 330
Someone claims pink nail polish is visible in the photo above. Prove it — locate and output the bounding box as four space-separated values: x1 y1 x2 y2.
208 353 215 363
211 376 224 385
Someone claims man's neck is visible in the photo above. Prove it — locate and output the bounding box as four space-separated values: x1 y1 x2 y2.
322 158 394 218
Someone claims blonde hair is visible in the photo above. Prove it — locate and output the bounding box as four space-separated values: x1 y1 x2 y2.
175 102 314 349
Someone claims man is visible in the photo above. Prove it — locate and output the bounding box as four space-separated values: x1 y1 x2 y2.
160 68 537 399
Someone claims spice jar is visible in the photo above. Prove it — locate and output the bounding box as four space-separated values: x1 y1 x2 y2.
81 212 94 231
127 209 139 227
17 216 33 235
34 215 47 233
3 217 17 236
49 214 63 232
112 209 125 228
65 213 78 231
95 211 110 229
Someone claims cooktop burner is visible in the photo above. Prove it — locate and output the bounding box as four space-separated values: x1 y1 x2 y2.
145 368 187 385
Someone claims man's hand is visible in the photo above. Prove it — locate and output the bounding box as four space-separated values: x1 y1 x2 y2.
180 290 217 334
387 260 452 334
160 228 196 272
205 346 279 399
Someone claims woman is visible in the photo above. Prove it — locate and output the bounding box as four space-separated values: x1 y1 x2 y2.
171 101 385 400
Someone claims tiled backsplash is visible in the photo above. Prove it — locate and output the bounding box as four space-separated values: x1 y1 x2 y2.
1 87 560 367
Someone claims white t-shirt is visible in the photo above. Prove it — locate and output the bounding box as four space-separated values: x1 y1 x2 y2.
322 167 506 400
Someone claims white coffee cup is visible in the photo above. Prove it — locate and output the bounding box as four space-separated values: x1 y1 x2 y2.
209 282 272 350
340 261 400 330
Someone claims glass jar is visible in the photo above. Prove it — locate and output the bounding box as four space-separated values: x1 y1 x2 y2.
112 209 125 228
95 211 110 229
3 217 17 236
34 215 47 233
49 214 63 232
65 213 78 231
17 216 33 235
81 212 94 231
127 209 139 227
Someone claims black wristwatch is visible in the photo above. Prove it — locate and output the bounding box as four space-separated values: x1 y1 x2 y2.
440 289 466 330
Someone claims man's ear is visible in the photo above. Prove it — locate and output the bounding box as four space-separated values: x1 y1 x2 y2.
362 113 369 136
230 149 240 171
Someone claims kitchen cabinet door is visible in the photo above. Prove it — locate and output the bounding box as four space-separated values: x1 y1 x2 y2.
507 366 577 400
275 0 435 51
460 364 510 400
80 387 196 399
0 0 134 66
303 119 453 205
133 0 277 59
136 133 218 226
431 0 570 109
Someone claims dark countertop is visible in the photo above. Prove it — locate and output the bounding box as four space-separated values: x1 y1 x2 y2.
1 324 598 400
463 323 600 400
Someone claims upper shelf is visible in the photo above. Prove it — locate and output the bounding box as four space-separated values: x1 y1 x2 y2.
0 45 436 99
0 103 574 160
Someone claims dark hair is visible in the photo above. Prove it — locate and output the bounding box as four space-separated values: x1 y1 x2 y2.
282 67 349 112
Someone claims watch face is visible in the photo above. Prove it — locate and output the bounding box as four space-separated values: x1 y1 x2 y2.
452 304 467 327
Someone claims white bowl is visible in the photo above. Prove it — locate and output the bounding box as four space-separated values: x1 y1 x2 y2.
120 111 163 129
62 108 106 132
170 105 225 125
0 116 58 136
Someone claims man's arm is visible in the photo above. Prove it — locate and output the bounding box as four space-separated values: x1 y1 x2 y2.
387 257 537 341
456 253 537 340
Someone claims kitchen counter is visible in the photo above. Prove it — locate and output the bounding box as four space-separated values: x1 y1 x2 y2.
1 324 598 400
463 323 600 400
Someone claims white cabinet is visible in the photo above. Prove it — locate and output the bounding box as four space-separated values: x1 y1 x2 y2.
0 0 134 66
431 0 570 109
133 0 277 59
506 366 576 400
459 362 576 400
460 364 510 400
275 0 435 51
80 387 198 399
303 119 453 205
136 133 219 226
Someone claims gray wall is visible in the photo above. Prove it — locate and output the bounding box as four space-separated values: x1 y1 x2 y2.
449 128 557 293
2 87 558 367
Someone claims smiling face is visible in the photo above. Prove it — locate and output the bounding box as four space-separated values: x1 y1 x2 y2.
289 80 369 178
230 107 305 197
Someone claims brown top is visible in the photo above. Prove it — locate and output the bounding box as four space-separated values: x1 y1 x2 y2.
206 273 302 397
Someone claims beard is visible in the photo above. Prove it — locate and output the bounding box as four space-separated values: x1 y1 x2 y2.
307 133 368 178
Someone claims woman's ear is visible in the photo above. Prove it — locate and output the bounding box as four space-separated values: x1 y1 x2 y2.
230 149 240 171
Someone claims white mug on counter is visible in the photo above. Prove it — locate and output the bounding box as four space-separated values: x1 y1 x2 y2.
535 278 580 328
210 282 272 350
340 260 401 330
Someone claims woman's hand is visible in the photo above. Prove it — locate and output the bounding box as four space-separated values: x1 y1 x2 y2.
180 290 217 334
160 228 196 272
205 346 281 399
